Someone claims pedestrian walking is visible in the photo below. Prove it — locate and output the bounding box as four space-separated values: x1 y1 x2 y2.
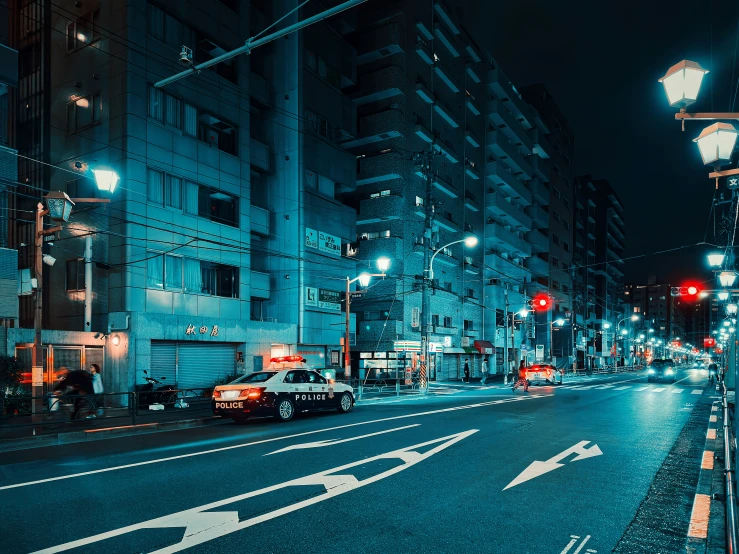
480 358 489 385
463 358 470 383
90 363 104 416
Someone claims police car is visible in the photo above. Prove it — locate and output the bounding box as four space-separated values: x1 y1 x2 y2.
211 356 354 423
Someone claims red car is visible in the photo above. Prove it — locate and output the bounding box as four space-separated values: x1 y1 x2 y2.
525 364 562 385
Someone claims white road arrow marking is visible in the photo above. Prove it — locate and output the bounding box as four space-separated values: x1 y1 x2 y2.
504 441 602 490
31 429 478 554
264 424 421 455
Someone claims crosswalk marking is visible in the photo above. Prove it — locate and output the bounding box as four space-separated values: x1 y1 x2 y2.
671 388 683 394
613 386 632 390
693 389 704 395
652 387 666 392
634 387 648 391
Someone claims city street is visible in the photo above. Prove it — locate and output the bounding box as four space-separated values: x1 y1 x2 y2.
0 368 716 553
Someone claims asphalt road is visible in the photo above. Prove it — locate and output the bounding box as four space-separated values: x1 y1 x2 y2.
0 368 716 554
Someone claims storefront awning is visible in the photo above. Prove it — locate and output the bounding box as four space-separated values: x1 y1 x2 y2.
474 340 495 355
443 347 466 354
462 346 479 355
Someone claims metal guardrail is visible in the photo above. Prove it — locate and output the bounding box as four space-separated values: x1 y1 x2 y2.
723 381 738 553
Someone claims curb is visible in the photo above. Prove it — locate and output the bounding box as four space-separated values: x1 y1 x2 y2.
0 416 228 453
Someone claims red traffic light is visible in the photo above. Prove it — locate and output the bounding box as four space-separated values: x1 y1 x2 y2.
687 286 698 296
704 338 716 348
533 294 552 310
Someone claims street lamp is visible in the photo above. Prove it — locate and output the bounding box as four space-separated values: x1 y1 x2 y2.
421 236 478 390
719 271 738 287
707 252 725 268
719 291 730 301
727 303 738 316
344 258 390 380
658 60 709 109
603 322 611 329
44 191 75 222
91 168 120 193
693 123 739 165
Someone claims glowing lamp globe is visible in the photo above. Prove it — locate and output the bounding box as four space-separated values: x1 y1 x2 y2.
707 252 725 268
92 169 120 192
358 273 371 287
693 122 739 165
658 60 709 108
719 291 730 301
727 303 738 316
719 271 737 287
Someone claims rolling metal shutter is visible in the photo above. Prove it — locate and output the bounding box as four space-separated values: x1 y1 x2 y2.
176 343 236 390
150 341 177 386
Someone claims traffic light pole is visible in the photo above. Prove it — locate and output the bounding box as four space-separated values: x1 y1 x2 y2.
419 150 435 393
503 284 509 385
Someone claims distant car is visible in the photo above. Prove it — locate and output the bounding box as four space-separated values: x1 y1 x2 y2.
525 363 562 385
212 356 354 423
648 359 677 383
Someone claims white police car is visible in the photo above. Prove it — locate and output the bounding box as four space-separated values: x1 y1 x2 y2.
211 356 354 423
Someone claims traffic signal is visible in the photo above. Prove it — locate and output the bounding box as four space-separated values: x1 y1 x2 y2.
531 294 552 311
670 284 701 299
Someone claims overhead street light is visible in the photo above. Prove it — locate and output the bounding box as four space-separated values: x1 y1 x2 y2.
694 123 739 165
719 291 730 301
92 168 120 193
720 271 738 287
658 60 709 109
728 303 738 316
708 252 725 268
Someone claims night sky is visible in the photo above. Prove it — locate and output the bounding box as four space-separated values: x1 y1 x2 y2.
465 0 739 286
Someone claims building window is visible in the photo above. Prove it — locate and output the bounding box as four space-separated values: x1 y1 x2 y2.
147 168 182 209
563 241 570 252
553 211 561 222
563 285 569 293
304 108 336 141
552 280 560 290
552 256 559 268
432 314 440 327
633 306 640 313
415 196 424 207
563 198 570 209
553 187 561 199
465 287 475 299
370 190 391 198
359 230 391 240
66 8 101 52
66 92 101 133
464 319 474 331
198 113 237 155
305 169 318 190
66 259 85 292
148 85 198 137
552 234 560 245
184 182 238 227
563 220 570 230
200 260 238 298
146 252 183 290
443 316 453 328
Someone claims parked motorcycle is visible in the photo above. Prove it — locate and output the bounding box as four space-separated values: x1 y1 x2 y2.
134 370 177 408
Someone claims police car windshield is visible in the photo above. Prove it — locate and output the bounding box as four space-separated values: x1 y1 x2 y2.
229 372 275 384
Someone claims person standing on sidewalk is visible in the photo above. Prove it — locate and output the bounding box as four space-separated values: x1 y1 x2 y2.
480 358 489 385
90 364 104 417
463 358 470 383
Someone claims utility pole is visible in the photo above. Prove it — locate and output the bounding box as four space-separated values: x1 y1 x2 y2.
503 283 509 385
84 235 93 331
419 149 435 392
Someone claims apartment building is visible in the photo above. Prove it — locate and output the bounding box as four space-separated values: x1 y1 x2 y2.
6 0 358 392
622 280 686 346
520 84 575 367
346 0 559 379
573 176 626 369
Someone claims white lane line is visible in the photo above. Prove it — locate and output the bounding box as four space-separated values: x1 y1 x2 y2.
572 535 592 554
0 394 552 491
671 389 684 394
694 389 705 395
559 536 580 554
633 387 648 391
264 424 421 456
613 386 632 390
674 376 693 385
652 387 666 393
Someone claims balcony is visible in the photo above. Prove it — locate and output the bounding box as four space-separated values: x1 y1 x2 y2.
433 97 460 128
433 139 460 163
357 154 403 186
415 169 459 198
487 99 534 155
466 63 481 84
415 39 434 65
414 244 457 267
251 270 271 300
357 195 405 225
466 44 482 63
436 212 460 233
527 280 549 295
434 63 461 93
486 161 532 205
342 109 404 148
464 192 480 212
486 221 531 258
356 236 405 260
466 97 481 116
528 128 552 160
250 138 270 172
464 161 481 180
464 258 480 274
487 253 532 280
250 71 269 105
465 130 481 148
524 255 548 277
250 204 270 236
353 66 405 105
434 2 461 34
432 325 458 335
487 190 532 230
530 179 549 205
487 130 533 179
415 121 434 143
415 82 435 104
525 203 548 228
434 25 460 57
486 68 533 128
357 22 404 64
528 155 550 183
526 230 549 253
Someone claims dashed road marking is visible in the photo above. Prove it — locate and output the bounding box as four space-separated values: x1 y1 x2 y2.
693 389 705 395
671 388 684 394
652 387 666 393
613 386 632 390
634 387 648 391
687 493 711 538
702 451 714 470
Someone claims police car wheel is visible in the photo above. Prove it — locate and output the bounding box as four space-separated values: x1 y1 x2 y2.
276 398 295 422
337 393 353 413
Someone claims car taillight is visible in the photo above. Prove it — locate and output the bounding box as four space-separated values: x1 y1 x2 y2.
212 390 222 399
247 388 263 398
